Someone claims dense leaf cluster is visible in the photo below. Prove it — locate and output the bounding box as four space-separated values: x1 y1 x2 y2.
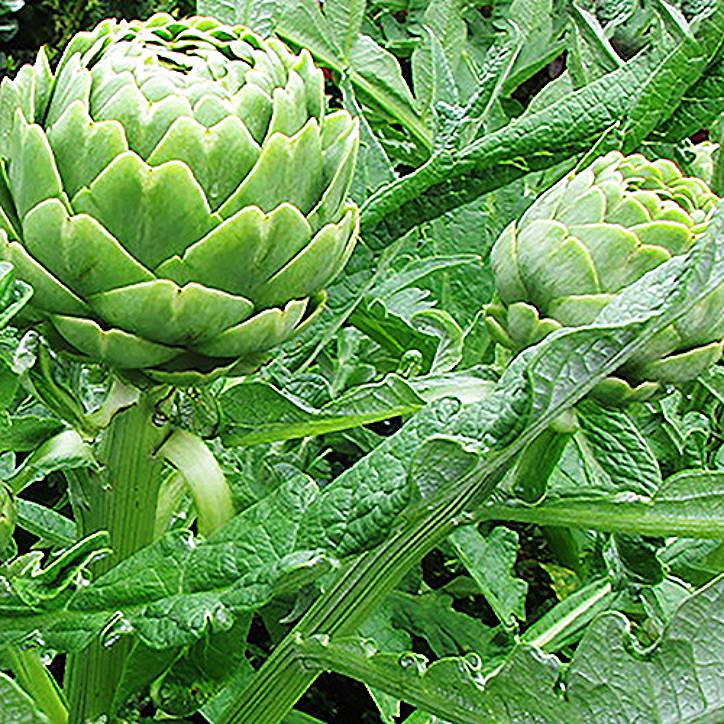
0 0 721 722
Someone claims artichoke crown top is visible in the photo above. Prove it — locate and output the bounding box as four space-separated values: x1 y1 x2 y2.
493 151 718 322
0 14 360 384
486 151 723 404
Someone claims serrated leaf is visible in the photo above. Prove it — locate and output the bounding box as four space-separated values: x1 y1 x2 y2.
361 6 724 248
295 578 724 722
552 400 662 497
450 525 528 628
219 375 426 446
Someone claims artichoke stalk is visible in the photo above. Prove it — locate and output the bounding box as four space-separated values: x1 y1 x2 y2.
0 14 361 720
0 13 360 384
485 151 723 404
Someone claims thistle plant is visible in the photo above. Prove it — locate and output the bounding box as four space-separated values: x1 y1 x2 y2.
485 151 723 404
0 2 721 722
0 13 359 384
0 13 359 719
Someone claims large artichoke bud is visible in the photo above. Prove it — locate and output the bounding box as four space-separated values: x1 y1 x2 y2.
485 151 723 404
0 14 359 384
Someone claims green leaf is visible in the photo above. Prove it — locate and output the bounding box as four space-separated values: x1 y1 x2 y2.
0 672 50 724
411 436 479 500
0 414 65 454
661 537 724 587
0 262 32 330
7 430 96 495
449 525 528 629
0 476 323 652
482 470 724 539
567 4 623 87
654 56 724 141
350 255 475 367
388 591 507 659
151 616 253 717
521 578 616 652
15 499 77 548
294 577 724 722
562 576 723 722
195 0 282 36
502 0 568 92
219 375 426 446
342 80 395 203
361 5 724 248
552 400 662 497
0 531 109 613
358 599 412 723
411 2 463 121
325 0 366 58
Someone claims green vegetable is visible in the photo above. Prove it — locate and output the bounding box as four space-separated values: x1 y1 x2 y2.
485 151 723 404
0 13 359 384
0 482 16 554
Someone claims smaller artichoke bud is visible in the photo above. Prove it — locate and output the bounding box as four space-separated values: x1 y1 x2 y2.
0 483 16 554
485 151 723 404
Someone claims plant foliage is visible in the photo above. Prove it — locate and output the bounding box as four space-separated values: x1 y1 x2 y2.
0 0 722 722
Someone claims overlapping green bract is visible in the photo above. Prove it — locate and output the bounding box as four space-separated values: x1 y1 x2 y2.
0 14 360 383
485 151 723 404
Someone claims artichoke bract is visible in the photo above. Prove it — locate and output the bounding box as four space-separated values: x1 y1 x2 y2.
0 14 359 383
485 151 723 404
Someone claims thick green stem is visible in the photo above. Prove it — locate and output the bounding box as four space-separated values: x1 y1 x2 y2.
4 649 68 723
510 411 577 503
478 498 724 538
509 412 581 570
64 388 170 723
217 414 577 722
217 483 482 724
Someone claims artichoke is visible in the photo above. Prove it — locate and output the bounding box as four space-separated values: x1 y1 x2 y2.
0 14 359 383
485 151 723 404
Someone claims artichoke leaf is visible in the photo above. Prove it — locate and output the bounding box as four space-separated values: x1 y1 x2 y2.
0 235 89 317
516 219 600 308
308 115 360 231
92 77 193 158
255 205 359 308
45 53 93 128
233 82 273 144
267 69 309 138
7 110 65 221
51 315 183 369
156 202 312 304
22 198 154 297
87 280 255 347
195 298 309 358
632 342 723 384
71 152 218 269
218 117 323 219
47 100 128 198
147 114 259 211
